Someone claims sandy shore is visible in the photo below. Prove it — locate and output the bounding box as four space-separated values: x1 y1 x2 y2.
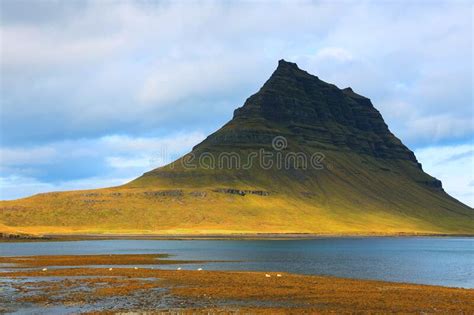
1 254 473 314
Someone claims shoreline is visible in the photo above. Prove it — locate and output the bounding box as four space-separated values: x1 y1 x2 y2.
2 232 473 242
2 253 473 313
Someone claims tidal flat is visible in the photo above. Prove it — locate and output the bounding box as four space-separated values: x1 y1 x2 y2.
1 253 474 314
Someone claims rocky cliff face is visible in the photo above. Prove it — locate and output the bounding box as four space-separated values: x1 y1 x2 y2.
195 60 418 163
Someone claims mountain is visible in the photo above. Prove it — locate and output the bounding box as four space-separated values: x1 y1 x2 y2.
1 60 472 236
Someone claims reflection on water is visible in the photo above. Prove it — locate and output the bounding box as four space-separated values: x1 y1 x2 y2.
1 237 472 288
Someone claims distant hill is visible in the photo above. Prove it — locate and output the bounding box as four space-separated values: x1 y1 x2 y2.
1 60 472 236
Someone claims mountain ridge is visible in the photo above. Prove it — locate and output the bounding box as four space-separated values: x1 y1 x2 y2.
1 60 472 236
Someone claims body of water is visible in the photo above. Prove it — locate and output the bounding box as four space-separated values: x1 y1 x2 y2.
1 237 472 288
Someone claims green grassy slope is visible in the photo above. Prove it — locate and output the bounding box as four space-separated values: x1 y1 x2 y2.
1 60 472 236
1 147 472 235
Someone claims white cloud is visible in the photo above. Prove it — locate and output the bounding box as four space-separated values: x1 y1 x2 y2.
138 56 263 105
0 146 57 165
105 156 151 169
100 132 205 155
0 25 125 68
0 132 205 166
405 115 474 143
0 175 132 200
313 47 353 63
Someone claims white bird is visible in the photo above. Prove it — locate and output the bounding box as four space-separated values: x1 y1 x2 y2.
177 267 182 270
134 267 138 270
42 268 47 271
108 268 113 271
265 274 271 278
197 268 203 271
277 274 282 277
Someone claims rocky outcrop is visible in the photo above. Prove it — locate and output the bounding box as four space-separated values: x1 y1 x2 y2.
213 188 271 196
0 232 48 240
143 190 184 197
418 179 443 190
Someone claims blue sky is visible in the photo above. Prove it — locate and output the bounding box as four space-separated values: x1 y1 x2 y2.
0 0 473 206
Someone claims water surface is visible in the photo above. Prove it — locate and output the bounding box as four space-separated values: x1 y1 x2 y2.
1 237 472 288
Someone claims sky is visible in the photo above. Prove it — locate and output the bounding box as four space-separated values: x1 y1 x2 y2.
0 0 473 206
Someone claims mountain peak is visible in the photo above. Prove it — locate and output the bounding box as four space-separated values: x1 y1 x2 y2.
198 60 419 163
273 59 314 79
277 59 299 69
